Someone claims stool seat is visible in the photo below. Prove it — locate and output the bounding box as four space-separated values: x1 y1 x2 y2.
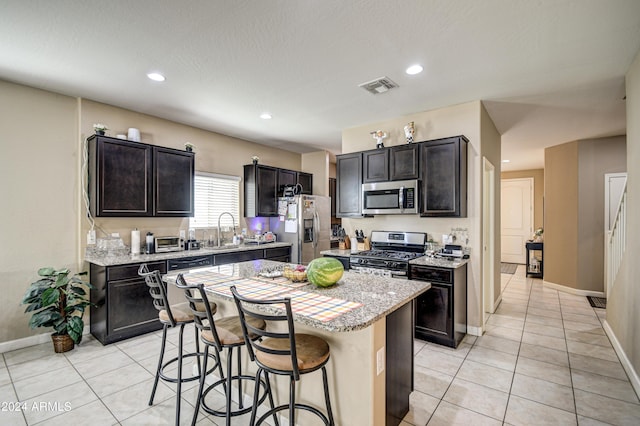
201 316 266 346
257 334 330 372
159 301 217 324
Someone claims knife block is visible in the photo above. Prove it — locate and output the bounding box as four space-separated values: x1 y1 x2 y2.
357 237 370 251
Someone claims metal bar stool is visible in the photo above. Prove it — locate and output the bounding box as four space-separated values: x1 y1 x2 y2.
138 264 218 426
175 274 277 426
231 285 335 426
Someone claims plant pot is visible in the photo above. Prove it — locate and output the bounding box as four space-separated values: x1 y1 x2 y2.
51 333 74 353
95 130 105 135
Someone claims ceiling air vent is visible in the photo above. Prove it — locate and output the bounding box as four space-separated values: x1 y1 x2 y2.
358 76 398 95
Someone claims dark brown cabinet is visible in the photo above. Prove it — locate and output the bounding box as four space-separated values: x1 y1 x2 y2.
363 149 389 183
153 147 194 216
410 264 467 348
297 172 313 194
390 144 420 180
90 261 166 344
336 152 364 217
89 135 194 217
277 169 297 195
89 136 152 216
244 164 279 217
329 177 337 218
420 136 468 217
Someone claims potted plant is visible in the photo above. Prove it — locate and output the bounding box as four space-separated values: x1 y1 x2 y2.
93 123 108 135
21 267 94 353
184 142 195 152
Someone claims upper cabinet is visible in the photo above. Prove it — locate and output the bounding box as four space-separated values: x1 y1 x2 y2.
362 144 420 183
245 164 279 217
277 168 297 196
88 135 194 217
153 147 195 217
329 177 337 219
296 172 313 194
363 149 389 183
390 144 420 181
336 152 364 217
420 136 468 217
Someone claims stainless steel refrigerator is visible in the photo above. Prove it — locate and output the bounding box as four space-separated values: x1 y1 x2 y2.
269 195 330 264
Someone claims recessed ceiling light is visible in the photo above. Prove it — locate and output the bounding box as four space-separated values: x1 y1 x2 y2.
405 64 423 75
502 159 511 163
260 113 272 120
147 72 166 82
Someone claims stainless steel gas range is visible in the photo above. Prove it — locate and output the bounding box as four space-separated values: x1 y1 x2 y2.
349 231 427 278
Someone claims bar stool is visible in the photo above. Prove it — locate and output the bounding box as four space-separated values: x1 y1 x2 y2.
175 274 276 426
231 285 335 426
138 264 218 426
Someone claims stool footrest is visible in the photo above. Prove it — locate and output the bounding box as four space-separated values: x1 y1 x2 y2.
201 374 269 418
158 351 218 384
255 403 330 426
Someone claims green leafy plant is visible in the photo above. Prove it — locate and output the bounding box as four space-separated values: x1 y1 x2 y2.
21 267 94 344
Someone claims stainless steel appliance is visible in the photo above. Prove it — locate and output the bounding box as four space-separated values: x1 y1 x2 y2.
154 236 182 253
269 195 330 264
349 231 427 278
361 179 419 215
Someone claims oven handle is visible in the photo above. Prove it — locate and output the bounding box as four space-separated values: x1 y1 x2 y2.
399 185 404 211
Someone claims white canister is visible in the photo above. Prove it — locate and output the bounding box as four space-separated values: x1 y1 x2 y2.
131 229 140 254
127 128 141 142
350 237 358 253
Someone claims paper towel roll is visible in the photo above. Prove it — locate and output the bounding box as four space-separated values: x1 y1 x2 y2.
131 229 140 254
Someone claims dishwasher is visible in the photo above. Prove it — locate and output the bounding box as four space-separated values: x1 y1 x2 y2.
166 255 213 305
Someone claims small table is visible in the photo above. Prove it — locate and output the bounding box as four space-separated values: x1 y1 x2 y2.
525 241 543 278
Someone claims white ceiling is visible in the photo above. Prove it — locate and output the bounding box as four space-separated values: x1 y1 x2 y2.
1 0 639 171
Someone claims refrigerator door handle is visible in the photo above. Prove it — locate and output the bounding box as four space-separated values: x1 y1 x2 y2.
313 210 319 249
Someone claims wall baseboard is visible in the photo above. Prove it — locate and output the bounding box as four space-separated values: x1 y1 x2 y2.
0 326 91 354
543 280 605 298
603 320 640 399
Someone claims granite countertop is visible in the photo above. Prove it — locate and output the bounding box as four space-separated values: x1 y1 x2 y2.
320 249 469 269
164 259 431 333
85 242 293 267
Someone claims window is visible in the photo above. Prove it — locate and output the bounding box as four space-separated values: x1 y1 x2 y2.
189 172 240 228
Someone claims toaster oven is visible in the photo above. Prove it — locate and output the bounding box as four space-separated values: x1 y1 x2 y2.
154 236 182 253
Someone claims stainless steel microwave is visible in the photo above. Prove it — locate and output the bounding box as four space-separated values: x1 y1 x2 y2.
155 236 182 253
362 179 419 215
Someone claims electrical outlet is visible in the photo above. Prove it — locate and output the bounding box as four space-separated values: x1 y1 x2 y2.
376 347 385 376
87 230 96 245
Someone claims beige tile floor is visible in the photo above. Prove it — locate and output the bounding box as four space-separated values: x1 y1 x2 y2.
402 265 640 426
0 265 638 425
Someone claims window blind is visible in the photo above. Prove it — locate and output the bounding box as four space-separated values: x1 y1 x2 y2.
189 172 240 228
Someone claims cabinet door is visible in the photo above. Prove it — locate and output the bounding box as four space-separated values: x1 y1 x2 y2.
329 177 337 218
277 169 296 196
91 136 152 216
244 165 278 217
362 149 389 183
297 172 313 194
107 277 162 340
420 136 467 217
336 152 363 217
153 147 194 216
390 144 419 180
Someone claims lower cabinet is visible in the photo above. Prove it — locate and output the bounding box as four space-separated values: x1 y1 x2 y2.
410 264 467 348
90 261 166 345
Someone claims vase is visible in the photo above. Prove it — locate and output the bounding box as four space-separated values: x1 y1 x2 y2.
51 333 74 353
95 130 105 136
253 159 258 165
185 146 193 152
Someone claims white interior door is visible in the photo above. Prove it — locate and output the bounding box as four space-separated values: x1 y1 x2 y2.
604 173 627 298
501 178 533 264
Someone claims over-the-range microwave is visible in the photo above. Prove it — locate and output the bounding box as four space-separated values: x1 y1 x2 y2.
362 179 419 215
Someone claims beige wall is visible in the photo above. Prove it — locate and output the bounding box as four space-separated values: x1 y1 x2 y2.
501 169 544 230
0 81 305 344
544 142 580 289
544 137 626 293
577 136 626 292
0 81 80 342
302 150 330 196
341 101 502 331
608 47 640 384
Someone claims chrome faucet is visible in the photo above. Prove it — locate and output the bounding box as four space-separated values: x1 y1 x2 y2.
217 212 236 247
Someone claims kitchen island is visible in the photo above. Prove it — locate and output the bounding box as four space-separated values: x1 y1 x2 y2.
165 259 431 426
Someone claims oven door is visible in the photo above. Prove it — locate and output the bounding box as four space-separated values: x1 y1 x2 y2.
361 180 418 215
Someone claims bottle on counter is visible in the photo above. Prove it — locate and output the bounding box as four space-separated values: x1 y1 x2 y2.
146 232 155 254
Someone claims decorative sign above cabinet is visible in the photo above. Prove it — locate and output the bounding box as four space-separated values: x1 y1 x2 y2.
88 135 195 217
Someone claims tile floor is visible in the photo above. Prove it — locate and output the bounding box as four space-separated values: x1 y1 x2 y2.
0 265 638 425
